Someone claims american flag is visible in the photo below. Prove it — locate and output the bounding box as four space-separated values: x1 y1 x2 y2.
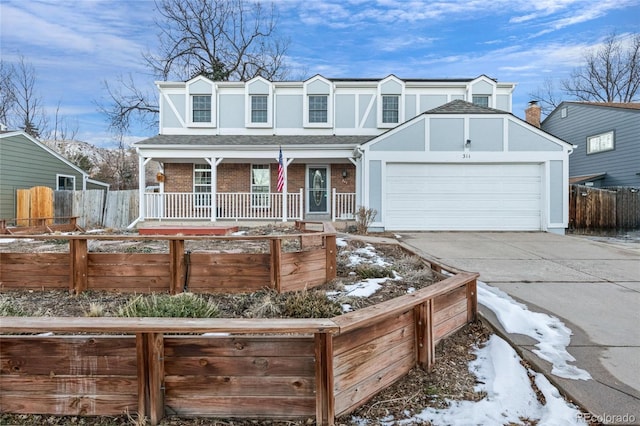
277 147 284 192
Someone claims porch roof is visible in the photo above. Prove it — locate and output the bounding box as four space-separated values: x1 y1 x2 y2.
135 134 374 147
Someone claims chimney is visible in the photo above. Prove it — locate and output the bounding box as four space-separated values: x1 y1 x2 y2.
525 100 541 128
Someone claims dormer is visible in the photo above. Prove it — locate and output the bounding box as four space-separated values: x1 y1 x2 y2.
245 76 273 128
303 75 333 128
467 75 497 109
186 75 216 127
377 75 404 128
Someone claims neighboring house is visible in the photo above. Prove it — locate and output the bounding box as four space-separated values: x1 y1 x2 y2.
0 130 109 220
134 74 573 233
542 102 640 187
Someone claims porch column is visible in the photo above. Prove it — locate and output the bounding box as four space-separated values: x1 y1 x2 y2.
281 157 294 222
138 156 148 222
205 157 223 222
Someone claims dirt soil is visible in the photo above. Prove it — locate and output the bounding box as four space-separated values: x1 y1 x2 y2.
0 226 515 425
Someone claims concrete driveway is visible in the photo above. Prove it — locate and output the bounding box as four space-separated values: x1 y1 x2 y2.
401 231 640 424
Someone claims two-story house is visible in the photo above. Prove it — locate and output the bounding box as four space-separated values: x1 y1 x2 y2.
134 74 573 233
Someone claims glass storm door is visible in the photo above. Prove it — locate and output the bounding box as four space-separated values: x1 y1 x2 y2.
307 166 328 213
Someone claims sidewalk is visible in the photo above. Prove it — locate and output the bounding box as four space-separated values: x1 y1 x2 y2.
401 231 640 424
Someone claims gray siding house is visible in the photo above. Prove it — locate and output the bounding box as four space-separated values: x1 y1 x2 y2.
542 102 640 187
135 74 573 233
0 131 109 219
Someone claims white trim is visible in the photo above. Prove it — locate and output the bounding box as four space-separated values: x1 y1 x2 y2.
377 75 405 128
303 75 333 128
245 76 273 128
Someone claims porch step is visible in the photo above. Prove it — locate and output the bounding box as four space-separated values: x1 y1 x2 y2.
138 226 239 236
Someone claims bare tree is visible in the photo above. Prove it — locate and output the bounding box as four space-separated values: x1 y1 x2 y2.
7 56 48 137
564 32 640 103
529 78 563 116
100 0 290 134
0 60 16 127
531 33 640 112
51 101 79 141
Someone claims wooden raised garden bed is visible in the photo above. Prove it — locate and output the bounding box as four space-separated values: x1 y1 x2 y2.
0 222 479 425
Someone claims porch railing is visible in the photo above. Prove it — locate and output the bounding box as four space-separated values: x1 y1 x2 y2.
144 190 304 221
332 189 357 221
144 189 356 221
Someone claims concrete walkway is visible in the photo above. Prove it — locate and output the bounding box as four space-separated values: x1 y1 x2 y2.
401 232 640 424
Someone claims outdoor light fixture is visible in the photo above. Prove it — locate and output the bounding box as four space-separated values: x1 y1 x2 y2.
342 169 348 178
465 139 471 148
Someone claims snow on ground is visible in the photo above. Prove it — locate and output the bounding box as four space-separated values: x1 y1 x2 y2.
388 335 586 426
0 238 19 244
340 241 587 425
477 281 591 380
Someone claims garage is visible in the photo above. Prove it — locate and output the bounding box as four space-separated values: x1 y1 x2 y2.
384 163 543 231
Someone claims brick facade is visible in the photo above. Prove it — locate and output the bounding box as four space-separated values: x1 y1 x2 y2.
163 162 356 194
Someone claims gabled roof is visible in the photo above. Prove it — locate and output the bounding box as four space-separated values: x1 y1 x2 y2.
135 134 374 147
425 99 505 114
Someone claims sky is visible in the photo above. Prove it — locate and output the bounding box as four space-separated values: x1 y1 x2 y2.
1 0 639 148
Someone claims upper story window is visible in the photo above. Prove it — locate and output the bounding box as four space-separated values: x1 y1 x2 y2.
382 95 399 124
57 175 75 190
308 95 328 123
587 131 614 154
251 95 268 123
192 95 211 122
472 95 489 108
193 164 212 206
251 164 270 207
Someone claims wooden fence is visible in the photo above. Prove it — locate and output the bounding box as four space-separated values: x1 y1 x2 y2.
0 272 478 425
0 222 337 295
569 185 640 231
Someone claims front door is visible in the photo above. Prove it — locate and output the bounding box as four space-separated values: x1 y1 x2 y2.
307 166 328 213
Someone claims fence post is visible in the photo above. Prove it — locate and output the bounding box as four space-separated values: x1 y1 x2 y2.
270 238 282 292
466 278 477 322
325 234 336 282
70 238 88 294
169 239 185 294
137 332 165 426
314 332 335 426
414 300 434 371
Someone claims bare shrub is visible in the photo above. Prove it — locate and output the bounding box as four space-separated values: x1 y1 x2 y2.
355 206 377 234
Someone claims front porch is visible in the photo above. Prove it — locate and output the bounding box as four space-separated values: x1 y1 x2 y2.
141 189 357 222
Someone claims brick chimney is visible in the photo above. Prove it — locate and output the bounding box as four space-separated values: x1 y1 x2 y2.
525 100 541 128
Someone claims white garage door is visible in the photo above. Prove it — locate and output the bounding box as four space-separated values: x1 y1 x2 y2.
385 163 542 231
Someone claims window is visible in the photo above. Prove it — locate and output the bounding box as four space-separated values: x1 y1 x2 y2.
308 95 328 123
472 95 489 108
192 95 211 122
57 175 75 190
251 95 268 123
193 164 212 206
251 164 270 207
587 131 614 154
560 107 568 118
382 95 399 124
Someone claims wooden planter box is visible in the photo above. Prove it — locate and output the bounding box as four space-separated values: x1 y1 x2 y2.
0 221 478 425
